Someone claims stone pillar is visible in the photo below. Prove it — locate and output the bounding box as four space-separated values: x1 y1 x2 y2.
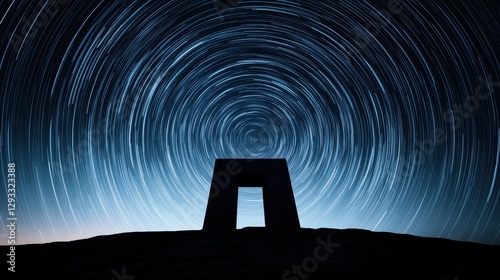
203 159 300 230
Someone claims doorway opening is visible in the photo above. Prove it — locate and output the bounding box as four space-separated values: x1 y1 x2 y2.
236 187 265 229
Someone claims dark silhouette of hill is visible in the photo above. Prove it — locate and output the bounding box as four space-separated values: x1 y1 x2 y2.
4 227 499 279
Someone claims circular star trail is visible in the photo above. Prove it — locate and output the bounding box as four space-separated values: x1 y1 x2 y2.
1 0 499 244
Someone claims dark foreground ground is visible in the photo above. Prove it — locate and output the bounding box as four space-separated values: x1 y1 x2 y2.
4 227 500 279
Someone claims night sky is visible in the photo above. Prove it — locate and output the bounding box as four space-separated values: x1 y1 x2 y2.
1 0 499 245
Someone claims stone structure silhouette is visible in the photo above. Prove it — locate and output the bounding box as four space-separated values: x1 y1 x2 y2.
203 158 300 230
